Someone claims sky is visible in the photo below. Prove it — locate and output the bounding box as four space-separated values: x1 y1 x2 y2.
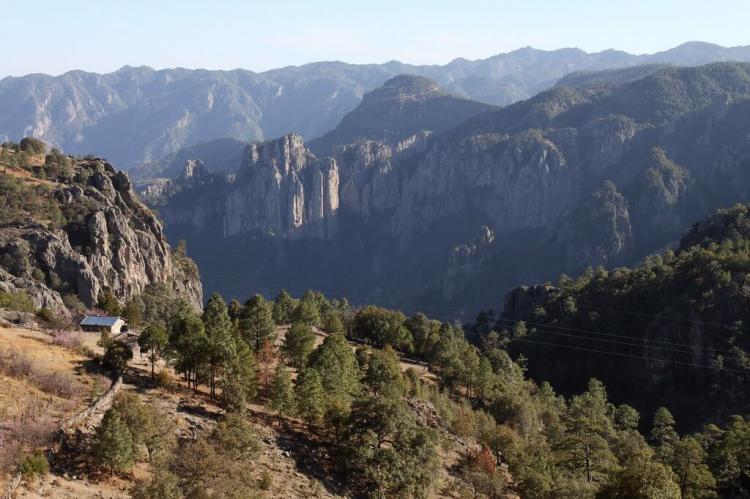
2 0 749 77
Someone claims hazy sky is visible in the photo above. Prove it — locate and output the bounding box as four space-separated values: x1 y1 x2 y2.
3 0 749 77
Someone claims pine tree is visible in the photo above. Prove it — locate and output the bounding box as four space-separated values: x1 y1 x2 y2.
557 378 617 483
672 437 716 498
222 341 258 412
322 311 344 335
256 338 277 396
293 292 321 327
282 322 316 369
613 404 640 432
339 395 438 497
168 311 208 390
202 293 235 399
272 289 298 325
294 368 325 428
239 294 275 350
94 409 135 474
651 407 679 462
138 324 168 379
308 333 361 403
363 345 403 397
269 365 294 425
103 339 133 373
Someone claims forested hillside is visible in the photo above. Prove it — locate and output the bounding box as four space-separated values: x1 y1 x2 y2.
86 259 750 498
501 204 750 435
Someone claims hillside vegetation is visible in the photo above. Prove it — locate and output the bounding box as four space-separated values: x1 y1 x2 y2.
501 204 750 433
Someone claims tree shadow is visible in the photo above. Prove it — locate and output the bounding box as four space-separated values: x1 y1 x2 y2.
259 412 347 496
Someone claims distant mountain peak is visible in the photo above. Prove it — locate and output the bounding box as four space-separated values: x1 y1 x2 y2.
363 74 448 104
308 75 493 155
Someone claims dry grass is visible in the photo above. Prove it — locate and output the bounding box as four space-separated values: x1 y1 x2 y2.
0 327 102 484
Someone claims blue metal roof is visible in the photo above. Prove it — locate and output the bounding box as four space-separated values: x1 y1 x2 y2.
80 315 122 327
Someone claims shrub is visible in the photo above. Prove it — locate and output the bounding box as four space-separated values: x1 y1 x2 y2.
37 308 70 330
62 294 86 315
33 371 81 399
0 290 35 313
18 450 49 479
77 344 96 359
31 267 45 282
155 368 174 390
259 470 272 490
19 137 46 155
0 348 34 377
51 330 82 350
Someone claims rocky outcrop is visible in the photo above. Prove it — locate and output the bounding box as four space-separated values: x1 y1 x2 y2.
0 157 203 310
441 226 495 301
223 134 340 239
137 159 221 205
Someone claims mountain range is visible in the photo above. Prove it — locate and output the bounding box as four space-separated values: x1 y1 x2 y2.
148 62 750 317
3 42 750 172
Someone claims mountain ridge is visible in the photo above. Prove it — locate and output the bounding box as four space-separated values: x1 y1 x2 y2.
149 62 750 314
4 42 750 170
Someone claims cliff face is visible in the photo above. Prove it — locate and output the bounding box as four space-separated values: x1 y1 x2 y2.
223 134 340 239
152 63 750 313
0 156 203 311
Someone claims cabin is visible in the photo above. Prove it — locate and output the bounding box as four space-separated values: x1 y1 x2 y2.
79 315 126 335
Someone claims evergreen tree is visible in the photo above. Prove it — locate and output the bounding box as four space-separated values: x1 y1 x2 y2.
322 311 344 335
339 395 438 497
651 407 679 462
282 322 316 369
557 378 617 483
97 289 122 316
202 293 235 398
671 437 716 498
94 409 135 474
239 294 275 350
272 289 298 324
705 415 750 496
222 341 258 412
103 339 133 374
227 299 242 321
122 297 144 329
168 311 208 390
308 333 361 404
294 368 325 428
363 345 403 397
293 296 321 327
269 365 294 425
138 324 168 379
613 404 640 432
256 338 277 396
598 445 679 498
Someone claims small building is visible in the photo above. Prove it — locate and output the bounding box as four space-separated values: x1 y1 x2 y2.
80 315 126 335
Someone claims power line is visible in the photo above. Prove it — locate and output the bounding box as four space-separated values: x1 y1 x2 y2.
511 337 749 375
493 317 741 356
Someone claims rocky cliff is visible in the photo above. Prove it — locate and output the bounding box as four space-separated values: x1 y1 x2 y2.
0 149 203 311
152 63 750 314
